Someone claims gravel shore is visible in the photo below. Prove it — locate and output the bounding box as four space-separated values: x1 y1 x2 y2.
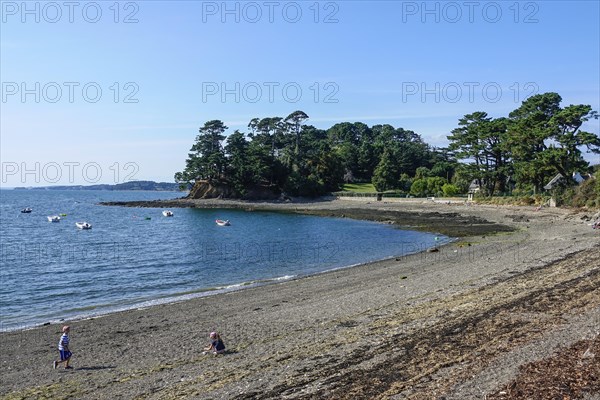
1 199 598 399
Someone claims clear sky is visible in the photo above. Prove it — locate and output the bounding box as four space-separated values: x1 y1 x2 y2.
1 0 599 186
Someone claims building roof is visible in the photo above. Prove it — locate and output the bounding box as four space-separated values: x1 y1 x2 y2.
544 172 588 190
544 173 565 190
468 180 480 192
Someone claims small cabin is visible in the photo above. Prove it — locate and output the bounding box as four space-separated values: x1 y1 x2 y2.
467 180 480 202
543 172 591 207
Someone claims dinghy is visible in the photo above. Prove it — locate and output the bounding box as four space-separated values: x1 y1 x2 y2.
75 222 92 230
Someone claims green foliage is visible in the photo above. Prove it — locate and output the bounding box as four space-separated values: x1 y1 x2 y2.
507 93 599 192
372 149 399 192
284 171 320 197
281 139 344 197
397 173 413 192
410 179 428 197
328 122 441 187
448 112 511 196
448 93 599 196
451 166 472 194
410 177 447 197
566 177 599 208
175 120 228 183
430 161 455 180
176 94 597 200
427 177 448 196
442 183 459 197
224 130 252 196
414 167 431 180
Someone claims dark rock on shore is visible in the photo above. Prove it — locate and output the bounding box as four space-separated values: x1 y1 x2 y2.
186 180 280 200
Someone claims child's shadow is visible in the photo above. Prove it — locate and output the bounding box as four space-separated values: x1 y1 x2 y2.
204 350 238 357
76 365 117 371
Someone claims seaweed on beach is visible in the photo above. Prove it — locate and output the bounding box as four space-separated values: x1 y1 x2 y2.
294 208 515 237
488 338 599 399
232 249 600 400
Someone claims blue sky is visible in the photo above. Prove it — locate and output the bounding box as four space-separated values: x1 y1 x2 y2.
1 1 599 186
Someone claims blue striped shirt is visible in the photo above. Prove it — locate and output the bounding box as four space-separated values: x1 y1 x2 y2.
58 333 69 350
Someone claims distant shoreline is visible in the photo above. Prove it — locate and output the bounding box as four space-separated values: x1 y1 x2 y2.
10 180 184 192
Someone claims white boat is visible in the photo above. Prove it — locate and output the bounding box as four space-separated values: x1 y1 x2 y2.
47 216 60 222
75 222 92 230
162 210 174 217
21 208 32 213
215 219 230 226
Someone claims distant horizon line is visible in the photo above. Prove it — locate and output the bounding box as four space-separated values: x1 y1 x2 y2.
1 180 182 190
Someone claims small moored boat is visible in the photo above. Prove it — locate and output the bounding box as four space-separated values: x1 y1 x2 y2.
47 216 61 222
75 222 92 230
21 208 32 213
215 219 230 226
162 210 174 217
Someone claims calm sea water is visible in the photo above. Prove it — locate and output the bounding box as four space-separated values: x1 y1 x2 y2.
0 190 448 331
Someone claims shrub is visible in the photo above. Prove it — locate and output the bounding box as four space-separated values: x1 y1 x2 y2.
410 179 428 197
410 177 447 197
512 187 534 197
571 178 598 208
414 167 431 180
520 196 535 205
442 183 459 197
397 173 413 192
557 177 599 208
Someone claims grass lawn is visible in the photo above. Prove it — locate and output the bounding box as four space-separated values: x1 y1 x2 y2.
342 183 377 193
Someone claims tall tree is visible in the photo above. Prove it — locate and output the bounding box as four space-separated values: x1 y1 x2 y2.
545 105 600 179
250 117 287 184
284 110 309 168
507 92 599 191
328 122 368 181
372 148 399 192
224 130 252 195
507 93 561 192
175 120 227 183
448 112 510 195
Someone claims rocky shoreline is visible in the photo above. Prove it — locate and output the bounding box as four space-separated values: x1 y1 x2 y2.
1 199 598 399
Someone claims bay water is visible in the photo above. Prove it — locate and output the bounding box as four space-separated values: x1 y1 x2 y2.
0 190 447 331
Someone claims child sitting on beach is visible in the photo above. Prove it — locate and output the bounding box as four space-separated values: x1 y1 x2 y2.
53 326 73 369
203 332 226 355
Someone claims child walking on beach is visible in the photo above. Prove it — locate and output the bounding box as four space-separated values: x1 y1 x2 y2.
53 326 73 369
203 332 225 355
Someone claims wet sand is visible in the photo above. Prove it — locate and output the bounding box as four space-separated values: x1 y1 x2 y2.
1 199 598 399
